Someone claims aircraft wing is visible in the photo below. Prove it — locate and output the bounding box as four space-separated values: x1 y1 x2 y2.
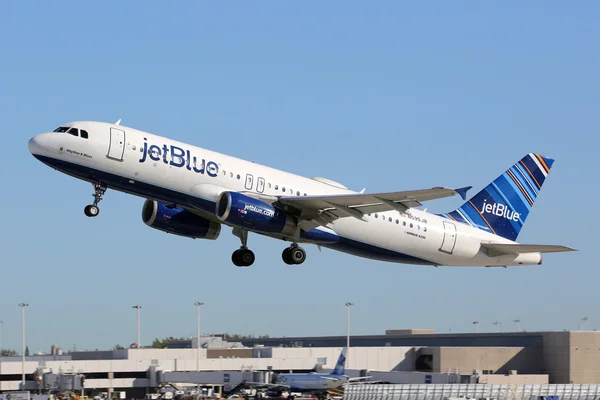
348 376 373 382
480 243 576 257
277 186 471 226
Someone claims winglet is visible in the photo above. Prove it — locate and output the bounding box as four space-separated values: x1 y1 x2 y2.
359 188 366 194
455 186 472 201
115 119 122 126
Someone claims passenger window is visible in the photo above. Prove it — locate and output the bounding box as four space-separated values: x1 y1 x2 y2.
236 174 240 180
304 193 307 196
67 128 79 137
275 185 279 190
80 130 89 139
389 217 392 222
282 187 286 192
403 221 406 226
375 214 378 218
396 219 399 224
296 191 300 196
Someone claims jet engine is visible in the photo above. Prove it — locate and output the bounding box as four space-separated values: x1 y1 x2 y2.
142 200 221 240
215 192 296 235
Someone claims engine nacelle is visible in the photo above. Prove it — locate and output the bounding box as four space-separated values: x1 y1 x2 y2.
216 192 296 235
142 200 221 240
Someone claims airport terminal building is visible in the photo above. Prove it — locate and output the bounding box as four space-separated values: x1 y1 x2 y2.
0 329 598 397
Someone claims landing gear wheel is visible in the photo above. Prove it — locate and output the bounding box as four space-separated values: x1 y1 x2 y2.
232 250 242 267
232 249 255 267
239 249 255 266
282 246 306 265
85 182 107 218
282 248 294 265
290 246 306 264
84 205 100 217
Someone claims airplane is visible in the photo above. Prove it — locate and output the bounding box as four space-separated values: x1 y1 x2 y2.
244 348 365 399
28 120 575 267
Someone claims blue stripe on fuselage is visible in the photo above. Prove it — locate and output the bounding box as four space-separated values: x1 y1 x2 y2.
34 154 435 265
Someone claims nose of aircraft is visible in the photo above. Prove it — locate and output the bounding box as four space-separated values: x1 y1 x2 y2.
28 134 48 155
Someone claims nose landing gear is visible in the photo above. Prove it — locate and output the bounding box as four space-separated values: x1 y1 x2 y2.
84 182 107 217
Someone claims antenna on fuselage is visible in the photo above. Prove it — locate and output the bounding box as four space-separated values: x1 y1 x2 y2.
115 119 122 126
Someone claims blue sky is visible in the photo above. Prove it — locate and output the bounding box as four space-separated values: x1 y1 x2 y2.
0 1 598 353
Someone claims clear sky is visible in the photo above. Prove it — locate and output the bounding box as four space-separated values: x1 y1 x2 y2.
0 1 598 354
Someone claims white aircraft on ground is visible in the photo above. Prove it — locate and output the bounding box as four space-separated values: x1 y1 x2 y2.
244 348 367 399
28 120 575 267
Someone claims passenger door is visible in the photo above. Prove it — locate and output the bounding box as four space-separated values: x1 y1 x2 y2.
107 127 126 161
439 221 457 254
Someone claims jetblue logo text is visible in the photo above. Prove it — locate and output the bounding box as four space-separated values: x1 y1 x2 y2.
482 199 520 222
244 203 275 217
139 138 219 177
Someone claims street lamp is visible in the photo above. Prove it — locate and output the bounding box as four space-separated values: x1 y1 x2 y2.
19 303 30 388
472 321 479 333
194 302 204 372
132 305 142 348
581 317 589 330
493 321 501 333
0 320 3 355
345 302 354 369
514 319 522 332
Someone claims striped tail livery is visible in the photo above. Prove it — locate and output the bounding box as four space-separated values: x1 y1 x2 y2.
443 153 553 241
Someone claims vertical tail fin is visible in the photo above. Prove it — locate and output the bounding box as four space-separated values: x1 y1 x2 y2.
442 153 554 241
330 348 347 376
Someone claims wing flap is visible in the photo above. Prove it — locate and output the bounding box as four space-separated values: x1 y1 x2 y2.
481 243 576 256
279 186 470 221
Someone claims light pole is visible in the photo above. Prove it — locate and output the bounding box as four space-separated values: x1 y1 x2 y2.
473 321 479 333
194 302 204 372
132 305 142 348
514 319 522 332
581 317 588 330
19 303 30 388
0 320 3 355
493 321 501 333
345 302 354 369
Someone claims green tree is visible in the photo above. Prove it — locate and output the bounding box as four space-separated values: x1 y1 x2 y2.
25 346 29 356
152 336 187 349
113 344 125 350
1 349 17 356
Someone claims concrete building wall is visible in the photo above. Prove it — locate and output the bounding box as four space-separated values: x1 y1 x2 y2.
434 346 542 375
541 331 571 383
568 332 600 384
270 347 414 371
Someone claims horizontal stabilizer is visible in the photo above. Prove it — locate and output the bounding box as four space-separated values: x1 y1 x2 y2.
481 243 576 256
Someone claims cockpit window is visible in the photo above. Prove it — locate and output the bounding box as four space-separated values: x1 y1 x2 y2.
53 127 70 133
67 128 79 137
80 130 89 139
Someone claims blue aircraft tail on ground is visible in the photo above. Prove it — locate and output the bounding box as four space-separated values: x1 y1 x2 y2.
330 347 347 376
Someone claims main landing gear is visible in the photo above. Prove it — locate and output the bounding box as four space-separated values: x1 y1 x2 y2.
232 229 255 267
282 245 307 265
84 182 107 217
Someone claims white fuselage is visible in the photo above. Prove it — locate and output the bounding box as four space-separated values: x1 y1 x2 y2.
274 373 347 391
28 121 543 267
